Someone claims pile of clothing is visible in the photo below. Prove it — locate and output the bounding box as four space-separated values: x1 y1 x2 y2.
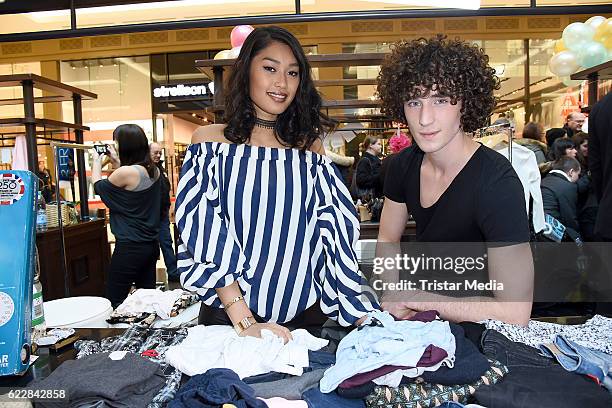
107 289 199 326
71 325 188 407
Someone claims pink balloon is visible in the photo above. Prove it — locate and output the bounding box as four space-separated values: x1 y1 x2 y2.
230 25 254 48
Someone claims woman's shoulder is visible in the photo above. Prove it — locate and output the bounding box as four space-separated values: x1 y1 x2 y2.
191 124 229 144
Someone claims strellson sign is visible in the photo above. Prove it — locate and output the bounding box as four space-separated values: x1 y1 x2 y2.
153 83 213 98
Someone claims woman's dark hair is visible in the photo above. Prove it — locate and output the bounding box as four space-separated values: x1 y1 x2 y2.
223 26 336 149
522 122 544 142
361 136 380 152
572 131 588 170
545 127 567 148
549 137 575 161
112 124 155 177
377 35 499 133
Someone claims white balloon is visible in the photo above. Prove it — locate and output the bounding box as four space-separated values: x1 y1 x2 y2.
562 22 595 52
586 16 606 30
228 46 242 59
549 51 580 77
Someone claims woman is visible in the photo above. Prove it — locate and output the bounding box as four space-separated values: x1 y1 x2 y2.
572 132 598 241
549 137 577 161
175 26 378 341
516 121 547 164
572 132 589 172
92 124 161 308
354 136 383 199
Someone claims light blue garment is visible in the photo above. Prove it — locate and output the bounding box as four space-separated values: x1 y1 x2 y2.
539 334 612 393
319 310 455 393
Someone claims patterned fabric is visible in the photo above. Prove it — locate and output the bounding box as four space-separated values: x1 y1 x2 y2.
482 315 612 355
364 360 508 408
175 142 379 326
74 325 188 408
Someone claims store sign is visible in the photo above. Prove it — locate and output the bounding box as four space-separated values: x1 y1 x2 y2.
57 147 75 182
561 91 580 119
153 83 212 98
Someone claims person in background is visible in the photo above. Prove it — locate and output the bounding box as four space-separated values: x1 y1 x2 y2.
516 122 548 164
492 112 510 126
379 132 412 192
572 132 598 242
37 160 54 203
545 127 567 149
92 124 161 308
355 136 383 199
589 90 612 317
541 156 582 241
549 137 577 161
563 111 586 138
590 91 612 242
150 142 178 283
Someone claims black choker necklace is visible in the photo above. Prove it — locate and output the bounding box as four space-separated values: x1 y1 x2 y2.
254 117 276 129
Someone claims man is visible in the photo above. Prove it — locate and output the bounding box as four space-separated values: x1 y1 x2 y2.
541 156 582 241
355 136 384 199
589 91 612 316
376 36 533 325
563 112 586 138
150 142 178 282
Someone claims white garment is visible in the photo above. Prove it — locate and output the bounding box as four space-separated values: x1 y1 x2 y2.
165 325 329 378
114 289 184 320
549 170 572 182
11 135 28 171
495 143 546 233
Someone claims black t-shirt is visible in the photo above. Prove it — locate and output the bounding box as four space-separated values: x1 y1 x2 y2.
384 144 530 244
94 177 161 243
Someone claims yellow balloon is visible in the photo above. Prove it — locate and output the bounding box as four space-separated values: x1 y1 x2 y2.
554 39 566 53
214 49 232 60
593 17 612 50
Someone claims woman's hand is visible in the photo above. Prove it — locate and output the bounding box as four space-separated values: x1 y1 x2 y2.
239 322 293 344
107 144 120 168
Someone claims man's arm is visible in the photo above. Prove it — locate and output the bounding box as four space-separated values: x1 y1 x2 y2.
396 243 534 326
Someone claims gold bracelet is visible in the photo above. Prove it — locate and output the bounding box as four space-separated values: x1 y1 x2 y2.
223 295 244 310
234 316 256 335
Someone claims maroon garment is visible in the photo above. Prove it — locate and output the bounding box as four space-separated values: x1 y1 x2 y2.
338 310 444 389
337 345 448 388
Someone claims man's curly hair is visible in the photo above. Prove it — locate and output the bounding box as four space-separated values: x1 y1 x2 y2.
223 26 335 149
377 35 500 133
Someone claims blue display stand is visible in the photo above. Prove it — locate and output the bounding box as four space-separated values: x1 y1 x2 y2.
0 170 36 376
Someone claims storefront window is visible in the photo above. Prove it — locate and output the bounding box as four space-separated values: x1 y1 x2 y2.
302 0 530 13
60 56 153 140
0 10 70 34
0 62 43 118
75 0 295 28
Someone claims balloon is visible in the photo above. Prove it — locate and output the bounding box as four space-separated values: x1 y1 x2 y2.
586 16 606 30
562 22 595 52
553 39 566 53
560 76 582 88
593 18 612 50
549 51 580 76
214 49 232 60
230 25 254 48
228 46 241 59
577 41 608 68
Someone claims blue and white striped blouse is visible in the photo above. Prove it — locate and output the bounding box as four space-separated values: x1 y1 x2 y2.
175 142 379 326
